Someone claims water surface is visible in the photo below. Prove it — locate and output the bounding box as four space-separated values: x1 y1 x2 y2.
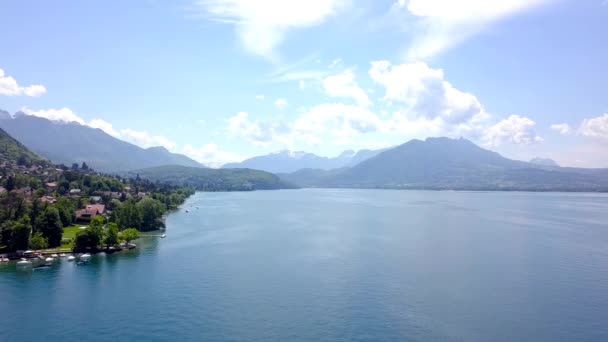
1 189 607 341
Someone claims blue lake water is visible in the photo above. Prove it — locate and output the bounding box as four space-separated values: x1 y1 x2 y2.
1 189 608 341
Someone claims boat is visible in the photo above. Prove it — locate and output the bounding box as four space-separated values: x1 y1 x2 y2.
16 258 33 269
45 257 54 263
60 253 67 258
80 253 92 262
186 210 190 213
67 255 76 261
161 234 166 238
51 254 59 258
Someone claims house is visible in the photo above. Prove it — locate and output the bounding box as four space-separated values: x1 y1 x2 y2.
0 187 6 195
40 196 57 204
69 189 81 195
89 196 102 203
75 204 106 220
46 182 57 191
12 187 33 198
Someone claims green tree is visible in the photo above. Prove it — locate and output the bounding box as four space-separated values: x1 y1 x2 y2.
40 207 63 247
11 216 32 251
74 230 91 250
119 228 139 246
138 198 165 231
104 222 119 249
29 232 48 250
88 216 105 248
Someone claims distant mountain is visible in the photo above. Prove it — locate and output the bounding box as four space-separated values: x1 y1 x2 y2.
127 165 297 191
223 148 386 173
530 157 559 167
0 127 43 165
279 137 608 191
0 112 204 172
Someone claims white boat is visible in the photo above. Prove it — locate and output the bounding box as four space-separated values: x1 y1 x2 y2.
80 253 92 262
67 255 76 261
51 254 59 258
161 234 166 238
60 253 67 258
45 257 54 262
16 258 32 268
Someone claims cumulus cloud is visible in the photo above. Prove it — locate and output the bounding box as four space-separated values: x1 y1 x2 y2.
275 98 288 109
0 68 47 97
395 0 555 60
89 118 121 137
369 61 487 125
579 113 608 139
550 123 571 135
119 128 177 150
322 70 371 107
194 0 348 60
483 115 543 146
228 111 284 145
21 107 85 124
182 143 245 168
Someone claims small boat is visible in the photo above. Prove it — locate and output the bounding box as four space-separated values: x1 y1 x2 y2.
51 254 59 258
60 253 67 258
45 257 54 263
80 253 92 262
161 234 166 238
186 210 190 213
0 257 9 263
67 256 76 261
16 258 33 269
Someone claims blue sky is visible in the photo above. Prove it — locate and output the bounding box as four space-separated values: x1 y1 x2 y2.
1 0 607 167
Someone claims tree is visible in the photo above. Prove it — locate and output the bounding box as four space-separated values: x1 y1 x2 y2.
88 216 104 248
104 223 119 249
74 230 91 250
138 198 165 231
29 232 48 250
81 162 89 171
40 207 63 247
71 163 79 170
119 228 139 246
10 216 32 251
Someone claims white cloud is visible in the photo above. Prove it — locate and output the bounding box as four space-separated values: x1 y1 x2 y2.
298 80 306 89
550 123 571 135
21 107 85 125
369 61 486 125
322 70 371 107
89 118 121 137
228 111 279 145
255 94 265 100
119 128 177 151
579 113 608 139
182 143 245 168
292 103 388 145
396 0 555 60
483 115 543 146
275 98 288 109
0 68 47 97
195 0 349 60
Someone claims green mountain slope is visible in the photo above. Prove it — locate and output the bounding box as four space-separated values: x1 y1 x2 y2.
0 127 43 165
127 165 297 191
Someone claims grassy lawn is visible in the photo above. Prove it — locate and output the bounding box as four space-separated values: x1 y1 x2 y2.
61 224 88 249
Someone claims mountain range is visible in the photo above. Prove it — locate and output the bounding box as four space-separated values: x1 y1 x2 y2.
278 137 608 191
223 148 387 173
0 111 204 172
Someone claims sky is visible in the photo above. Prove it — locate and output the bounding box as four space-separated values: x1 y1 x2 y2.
1 0 607 168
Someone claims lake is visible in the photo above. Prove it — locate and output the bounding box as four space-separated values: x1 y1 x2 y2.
1 189 608 341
